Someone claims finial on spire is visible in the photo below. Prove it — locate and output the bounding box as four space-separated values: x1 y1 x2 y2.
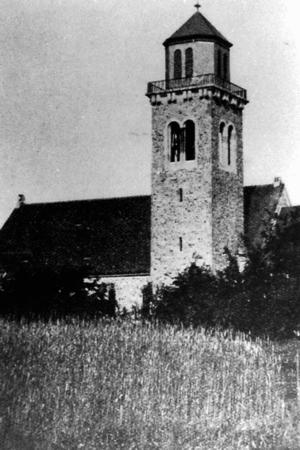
194 1 201 11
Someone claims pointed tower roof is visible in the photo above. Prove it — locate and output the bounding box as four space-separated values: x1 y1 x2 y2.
163 11 232 48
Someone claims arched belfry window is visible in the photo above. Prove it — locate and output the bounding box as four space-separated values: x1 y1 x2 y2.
184 120 195 161
219 122 236 172
168 120 196 164
227 125 233 166
185 48 193 78
174 50 182 79
219 122 225 136
219 122 225 162
169 122 181 162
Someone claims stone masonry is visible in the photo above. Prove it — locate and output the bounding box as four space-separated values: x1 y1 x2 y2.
148 8 248 286
150 88 245 285
211 101 244 269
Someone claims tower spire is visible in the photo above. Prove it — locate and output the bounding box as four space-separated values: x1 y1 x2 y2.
194 1 201 12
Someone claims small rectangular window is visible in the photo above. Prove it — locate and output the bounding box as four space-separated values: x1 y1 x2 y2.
179 237 183 251
179 188 183 202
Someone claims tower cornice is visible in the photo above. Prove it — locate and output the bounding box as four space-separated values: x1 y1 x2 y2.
146 74 248 109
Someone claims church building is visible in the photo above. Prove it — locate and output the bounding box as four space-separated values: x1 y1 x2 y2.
0 7 295 310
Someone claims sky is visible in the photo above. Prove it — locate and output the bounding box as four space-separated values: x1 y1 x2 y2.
0 0 300 226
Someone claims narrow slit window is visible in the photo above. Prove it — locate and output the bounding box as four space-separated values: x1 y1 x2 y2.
179 188 183 202
179 237 183 251
174 49 182 79
185 48 193 78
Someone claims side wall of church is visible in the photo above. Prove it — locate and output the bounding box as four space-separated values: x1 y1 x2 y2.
86 275 150 311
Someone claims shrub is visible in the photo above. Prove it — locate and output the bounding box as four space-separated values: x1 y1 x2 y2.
150 243 300 339
0 267 119 321
151 261 237 330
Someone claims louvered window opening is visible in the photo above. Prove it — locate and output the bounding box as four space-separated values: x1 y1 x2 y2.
185 48 193 78
174 50 182 79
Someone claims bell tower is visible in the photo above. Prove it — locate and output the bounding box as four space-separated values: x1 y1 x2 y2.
147 5 248 284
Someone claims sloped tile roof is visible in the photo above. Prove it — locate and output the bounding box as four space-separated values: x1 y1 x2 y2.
0 196 151 275
163 11 232 47
243 183 285 247
1 184 294 275
280 205 300 222
273 206 300 268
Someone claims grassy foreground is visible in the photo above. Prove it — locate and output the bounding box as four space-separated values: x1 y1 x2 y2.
0 318 300 450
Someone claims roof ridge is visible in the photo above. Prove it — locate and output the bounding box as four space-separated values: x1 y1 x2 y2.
194 11 227 40
23 194 151 207
244 183 277 188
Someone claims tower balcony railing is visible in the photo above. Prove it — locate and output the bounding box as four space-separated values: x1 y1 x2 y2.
147 74 247 100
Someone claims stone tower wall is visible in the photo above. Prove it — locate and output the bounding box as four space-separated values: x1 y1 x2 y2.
150 92 245 284
151 96 214 284
149 9 247 284
211 103 244 270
